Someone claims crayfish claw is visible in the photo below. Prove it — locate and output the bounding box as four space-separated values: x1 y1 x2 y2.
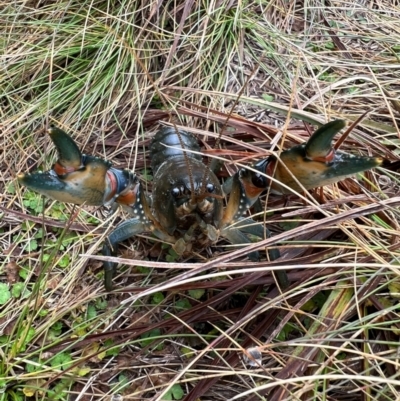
264 120 383 194
48 126 83 173
18 155 112 206
17 125 130 206
304 120 346 161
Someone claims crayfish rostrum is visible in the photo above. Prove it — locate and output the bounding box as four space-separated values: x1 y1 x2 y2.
18 120 382 290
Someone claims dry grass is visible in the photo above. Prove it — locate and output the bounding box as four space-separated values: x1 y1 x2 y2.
1 1 400 400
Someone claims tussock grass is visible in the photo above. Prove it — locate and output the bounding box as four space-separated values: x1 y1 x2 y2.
1 0 400 400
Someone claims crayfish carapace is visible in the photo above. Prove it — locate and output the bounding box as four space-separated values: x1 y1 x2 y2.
18 120 382 290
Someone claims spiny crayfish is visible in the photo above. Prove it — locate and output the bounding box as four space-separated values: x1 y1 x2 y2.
18 120 382 290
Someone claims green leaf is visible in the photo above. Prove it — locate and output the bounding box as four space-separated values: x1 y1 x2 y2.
50 352 73 370
0 284 11 304
76 366 91 376
166 253 178 262
52 321 63 332
87 304 97 320
141 168 153 182
279 220 300 231
188 289 205 300
113 373 129 392
49 203 67 220
136 265 151 274
163 391 173 400
163 384 184 400
48 322 63 340
312 292 328 308
140 328 162 348
180 347 195 358
152 292 165 304
58 254 70 268
95 298 108 310
388 282 400 298
7 182 16 194
301 299 316 312
19 266 29 280
325 41 335 50
104 339 120 357
61 232 78 246
0 335 9 344
21 220 34 231
23 197 40 212
50 379 73 400
25 358 42 373
42 254 51 263
26 239 38 252
34 228 45 239
11 283 24 298
275 323 295 341
262 93 274 102
175 299 191 311
171 384 184 399
165 245 179 262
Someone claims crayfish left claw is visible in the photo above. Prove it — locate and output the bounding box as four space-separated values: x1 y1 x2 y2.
249 120 383 195
304 120 346 162
224 119 382 200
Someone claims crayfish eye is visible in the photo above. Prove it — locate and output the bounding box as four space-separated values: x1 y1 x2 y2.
252 173 269 188
171 187 180 197
206 183 215 193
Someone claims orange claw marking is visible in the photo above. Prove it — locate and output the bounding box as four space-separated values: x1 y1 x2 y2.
53 161 81 175
307 148 336 163
113 182 140 206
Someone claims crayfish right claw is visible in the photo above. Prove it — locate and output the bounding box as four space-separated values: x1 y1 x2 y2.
18 126 140 207
18 126 113 205
48 125 84 172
